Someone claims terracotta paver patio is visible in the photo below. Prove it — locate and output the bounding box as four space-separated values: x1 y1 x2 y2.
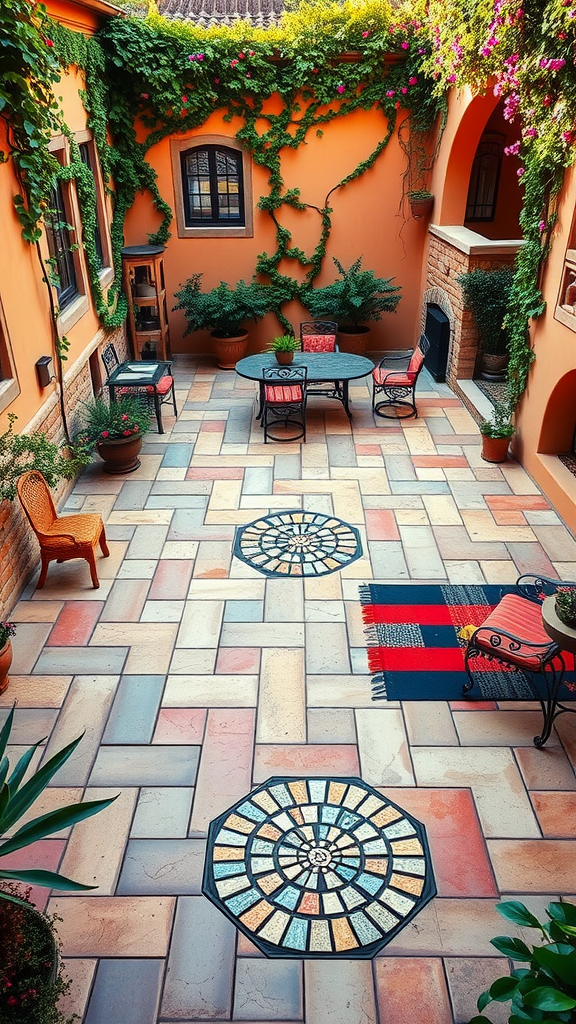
2 357 576 1024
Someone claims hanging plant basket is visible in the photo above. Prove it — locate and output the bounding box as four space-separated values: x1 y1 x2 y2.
408 193 434 220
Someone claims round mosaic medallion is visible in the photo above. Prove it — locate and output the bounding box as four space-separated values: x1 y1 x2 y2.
234 510 362 577
203 776 436 959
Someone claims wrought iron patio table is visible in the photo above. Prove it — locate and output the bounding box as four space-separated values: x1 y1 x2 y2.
106 360 173 434
235 352 374 419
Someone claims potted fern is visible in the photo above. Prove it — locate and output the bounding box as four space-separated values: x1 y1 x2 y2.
269 335 300 365
303 257 401 355
173 276 274 368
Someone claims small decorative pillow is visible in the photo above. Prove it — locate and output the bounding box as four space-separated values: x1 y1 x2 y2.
302 334 336 353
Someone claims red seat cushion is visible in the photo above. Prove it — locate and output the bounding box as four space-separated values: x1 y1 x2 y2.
145 375 173 395
474 593 556 669
372 368 414 386
265 384 303 403
408 347 425 374
302 334 336 353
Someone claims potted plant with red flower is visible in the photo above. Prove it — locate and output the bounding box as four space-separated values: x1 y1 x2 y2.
75 396 151 474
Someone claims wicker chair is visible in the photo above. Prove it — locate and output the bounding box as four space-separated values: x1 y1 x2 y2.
372 334 430 419
17 470 110 589
463 574 576 747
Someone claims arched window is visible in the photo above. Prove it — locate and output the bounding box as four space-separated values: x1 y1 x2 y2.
466 133 505 222
180 145 245 228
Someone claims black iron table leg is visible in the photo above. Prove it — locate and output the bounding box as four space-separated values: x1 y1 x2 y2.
153 389 164 434
343 381 352 419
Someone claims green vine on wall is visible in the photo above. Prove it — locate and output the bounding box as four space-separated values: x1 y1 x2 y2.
45 2 444 331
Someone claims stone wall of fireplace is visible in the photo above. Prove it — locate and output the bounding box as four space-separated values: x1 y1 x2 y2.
422 226 522 388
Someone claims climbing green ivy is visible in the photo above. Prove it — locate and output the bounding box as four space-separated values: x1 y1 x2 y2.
44 2 444 330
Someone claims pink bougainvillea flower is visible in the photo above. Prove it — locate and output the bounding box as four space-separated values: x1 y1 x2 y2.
386 89 395 97
408 76 417 85
401 41 409 50
362 31 370 37
401 86 408 94
447 74 457 83
182 95 188 103
539 220 546 231
563 130 574 143
524 127 537 137
239 52 245 59
504 140 521 155
101 430 109 438
230 59 238 66
246 72 251 78
480 47 491 56
418 47 426 54
517 167 525 176
337 84 345 94
542 95 552 106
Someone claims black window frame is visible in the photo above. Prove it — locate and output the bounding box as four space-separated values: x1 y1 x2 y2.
45 181 79 310
78 141 105 270
180 144 245 228
465 132 506 223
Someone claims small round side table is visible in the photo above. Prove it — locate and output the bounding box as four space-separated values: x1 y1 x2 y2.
542 595 576 654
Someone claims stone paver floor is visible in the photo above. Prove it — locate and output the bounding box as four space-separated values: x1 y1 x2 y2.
3 356 576 1024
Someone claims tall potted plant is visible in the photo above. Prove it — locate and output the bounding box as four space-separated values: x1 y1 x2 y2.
457 267 514 380
75 395 150 474
173 276 274 369
302 257 401 355
0 704 116 1022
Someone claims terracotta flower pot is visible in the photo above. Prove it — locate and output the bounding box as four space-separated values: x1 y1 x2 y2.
480 352 508 381
96 434 143 474
0 639 12 694
211 331 249 370
338 326 370 356
275 350 294 365
481 434 511 463
409 196 434 219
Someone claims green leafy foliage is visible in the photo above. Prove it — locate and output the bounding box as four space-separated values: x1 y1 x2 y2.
479 399 515 440
74 395 151 449
468 900 576 1024
0 414 88 503
269 334 300 352
554 588 576 628
0 705 117 893
457 268 514 356
302 256 401 329
173 275 279 336
0 882 72 1024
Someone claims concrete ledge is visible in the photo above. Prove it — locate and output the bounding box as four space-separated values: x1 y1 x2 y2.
430 224 524 257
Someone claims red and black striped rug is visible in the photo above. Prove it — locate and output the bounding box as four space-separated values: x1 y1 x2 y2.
360 583 576 702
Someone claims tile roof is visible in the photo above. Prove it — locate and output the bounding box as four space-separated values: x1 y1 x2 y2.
157 0 285 27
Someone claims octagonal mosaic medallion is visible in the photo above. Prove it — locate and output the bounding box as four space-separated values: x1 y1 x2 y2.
203 776 436 958
234 510 362 577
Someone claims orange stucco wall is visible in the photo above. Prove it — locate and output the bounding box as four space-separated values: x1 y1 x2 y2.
124 103 431 356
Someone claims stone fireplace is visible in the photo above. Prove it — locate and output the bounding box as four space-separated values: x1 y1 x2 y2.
421 225 523 389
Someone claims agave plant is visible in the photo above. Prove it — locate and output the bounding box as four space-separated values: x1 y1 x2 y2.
0 705 116 904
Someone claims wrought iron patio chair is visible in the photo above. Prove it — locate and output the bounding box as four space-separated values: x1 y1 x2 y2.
100 343 177 432
462 573 576 747
262 365 307 443
299 320 343 406
372 333 430 419
17 470 110 589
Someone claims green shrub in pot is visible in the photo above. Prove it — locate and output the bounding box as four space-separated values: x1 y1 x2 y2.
457 267 514 357
302 256 401 332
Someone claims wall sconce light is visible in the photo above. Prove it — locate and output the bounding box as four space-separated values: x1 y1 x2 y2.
35 356 54 389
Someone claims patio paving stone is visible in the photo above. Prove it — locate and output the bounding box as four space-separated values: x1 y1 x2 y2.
49 896 175 956
189 708 255 832
118 838 206 894
131 787 195 838
160 897 236 1019
102 675 165 743
375 957 453 1024
233 959 303 1021
304 960 376 1024
89 744 200 786
84 958 164 1024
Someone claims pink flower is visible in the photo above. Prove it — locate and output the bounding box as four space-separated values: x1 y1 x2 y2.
101 430 109 438
246 72 251 78
558 30 567 39
134 425 140 432
123 429 132 436
517 167 525 176
504 140 521 155
198 53 204 60
401 86 408 94
408 76 417 85
395 100 401 108
249 50 255 56
386 89 395 97
563 130 574 143
121 414 129 420
44 38 54 46
141 93 149 100
418 47 426 54
401 41 409 50
182 95 188 103
214 77 220 84
542 95 552 106
239 52 245 59
480 47 491 56
524 127 537 137
337 84 345 94
539 220 546 231
312 68 318 74
447 74 457 83
230 59 238 66
362 31 370 37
